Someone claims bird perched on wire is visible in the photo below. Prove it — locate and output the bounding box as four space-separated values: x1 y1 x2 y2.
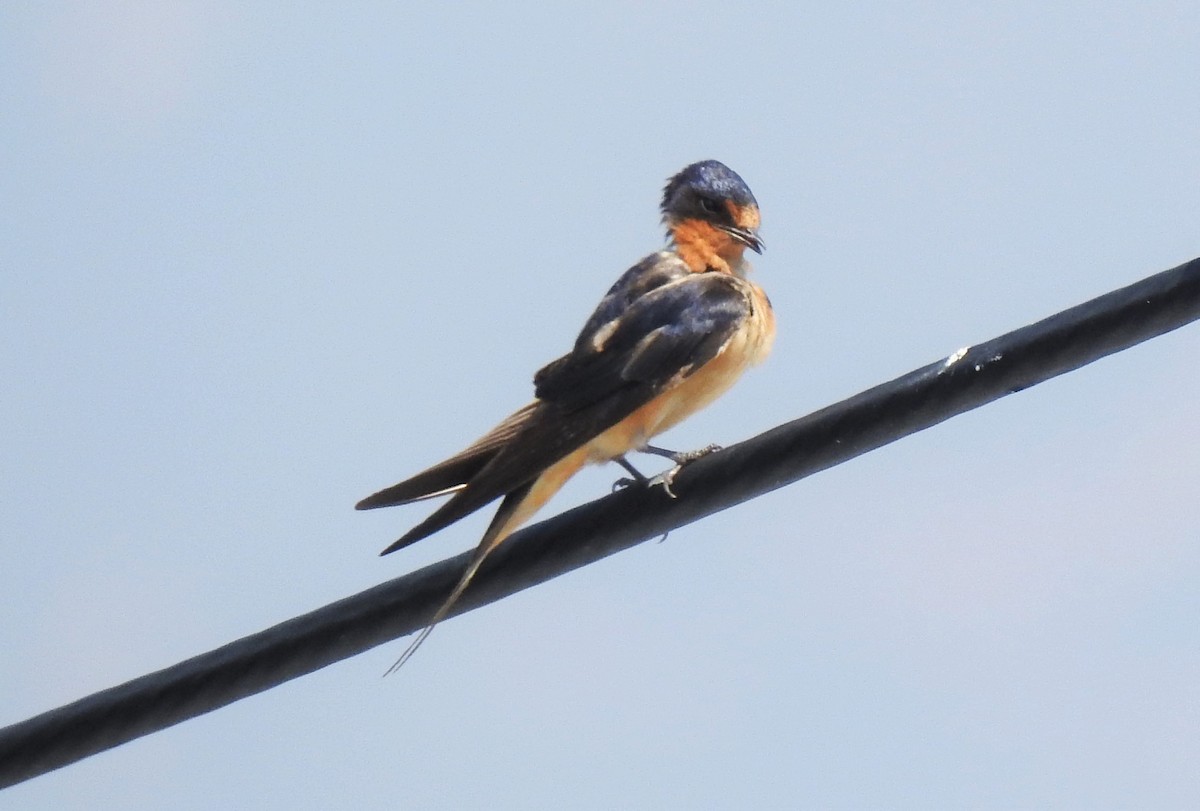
357 160 774 673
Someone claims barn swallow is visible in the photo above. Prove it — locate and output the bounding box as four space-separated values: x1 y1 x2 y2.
358 160 775 673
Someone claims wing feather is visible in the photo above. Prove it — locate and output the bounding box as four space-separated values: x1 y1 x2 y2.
355 401 539 510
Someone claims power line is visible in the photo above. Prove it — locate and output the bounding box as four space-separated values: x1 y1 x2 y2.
1 255 1198 789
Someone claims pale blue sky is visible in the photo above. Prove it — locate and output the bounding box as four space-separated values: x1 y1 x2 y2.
2 3 1199 808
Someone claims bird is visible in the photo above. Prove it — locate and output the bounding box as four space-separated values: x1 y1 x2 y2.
357 160 775 673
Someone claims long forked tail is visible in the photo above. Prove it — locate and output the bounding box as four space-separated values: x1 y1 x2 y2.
382 448 589 675
382 550 490 676
383 478 536 676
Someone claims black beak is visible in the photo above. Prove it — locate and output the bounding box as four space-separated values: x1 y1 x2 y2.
721 225 764 254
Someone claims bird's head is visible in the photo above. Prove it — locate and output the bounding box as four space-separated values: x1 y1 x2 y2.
661 160 763 275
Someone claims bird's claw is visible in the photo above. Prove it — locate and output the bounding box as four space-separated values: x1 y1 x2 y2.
651 468 681 499
611 476 639 493
647 445 723 498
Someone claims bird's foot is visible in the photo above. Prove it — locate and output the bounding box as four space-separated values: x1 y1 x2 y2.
640 444 723 498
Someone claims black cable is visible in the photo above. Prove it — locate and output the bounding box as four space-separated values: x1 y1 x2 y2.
1 256 1197 789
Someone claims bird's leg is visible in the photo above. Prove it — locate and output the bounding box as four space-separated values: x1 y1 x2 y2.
638 443 723 498
611 454 651 492
641 443 724 463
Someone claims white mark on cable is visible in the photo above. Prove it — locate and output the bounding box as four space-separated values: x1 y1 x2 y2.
944 346 970 368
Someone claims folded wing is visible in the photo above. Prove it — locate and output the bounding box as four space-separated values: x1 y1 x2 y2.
367 264 752 553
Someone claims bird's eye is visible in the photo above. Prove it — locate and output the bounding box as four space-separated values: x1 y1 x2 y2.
698 196 721 215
